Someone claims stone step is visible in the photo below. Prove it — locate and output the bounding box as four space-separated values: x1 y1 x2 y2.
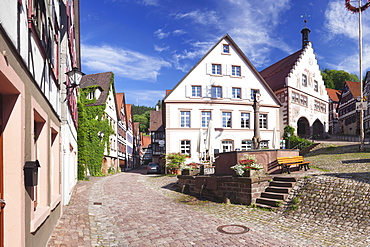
256 198 280 207
269 181 295 187
273 176 297 183
265 186 291 194
261 192 287 200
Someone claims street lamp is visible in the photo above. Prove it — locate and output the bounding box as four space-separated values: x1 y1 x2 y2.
287 133 291 149
65 67 85 89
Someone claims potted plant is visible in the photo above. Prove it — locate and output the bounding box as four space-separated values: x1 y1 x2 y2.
164 153 188 174
181 162 200 176
230 154 264 177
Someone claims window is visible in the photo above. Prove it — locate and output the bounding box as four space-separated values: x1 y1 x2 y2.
292 92 299 103
222 140 233 152
241 113 250 128
300 95 308 106
180 111 190 127
222 112 231 128
251 89 260 100
260 140 269 149
314 80 318 92
180 140 191 155
232 88 241 99
87 91 94 100
201 111 211 128
259 114 267 129
241 140 253 150
223 44 230 53
302 74 307 86
212 64 221 75
192 86 201 97
211 86 222 98
232 66 241 76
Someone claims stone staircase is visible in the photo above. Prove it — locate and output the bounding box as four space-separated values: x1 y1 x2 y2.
299 142 321 156
255 176 297 209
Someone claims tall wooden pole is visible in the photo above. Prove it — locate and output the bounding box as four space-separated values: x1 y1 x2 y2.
359 0 364 151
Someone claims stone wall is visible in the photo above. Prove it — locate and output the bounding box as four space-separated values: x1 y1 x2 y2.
281 174 370 230
214 149 299 175
177 175 271 205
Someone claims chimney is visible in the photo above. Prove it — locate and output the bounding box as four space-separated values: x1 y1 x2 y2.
301 27 310 49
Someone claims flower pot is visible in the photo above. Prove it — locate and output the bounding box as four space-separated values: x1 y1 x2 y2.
243 169 265 177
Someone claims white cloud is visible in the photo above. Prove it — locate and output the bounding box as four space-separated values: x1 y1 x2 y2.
172 10 219 26
154 29 170 39
124 89 165 106
154 45 170 52
172 29 186 36
82 44 171 81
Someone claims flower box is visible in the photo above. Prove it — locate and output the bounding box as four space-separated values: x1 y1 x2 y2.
181 168 200 176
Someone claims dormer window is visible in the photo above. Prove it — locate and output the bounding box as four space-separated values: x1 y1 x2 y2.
87 91 94 100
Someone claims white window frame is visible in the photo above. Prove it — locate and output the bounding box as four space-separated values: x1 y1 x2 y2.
201 111 211 128
212 64 221 75
241 140 252 150
314 80 318 92
232 87 241 99
180 111 190 128
223 44 230 54
241 112 250 128
259 113 267 129
221 140 233 153
180 140 191 155
222 112 232 128
192 86 201 97
211 86 222 98
232 66 241 76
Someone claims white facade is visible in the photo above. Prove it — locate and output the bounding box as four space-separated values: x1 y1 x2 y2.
285 43 329 136
164 34 281 163
103 85 118 172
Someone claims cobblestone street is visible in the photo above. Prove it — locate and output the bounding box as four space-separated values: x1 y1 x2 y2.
48 166 370 247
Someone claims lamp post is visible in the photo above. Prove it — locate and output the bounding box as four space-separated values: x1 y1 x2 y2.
252 91 261 149
287 132 291 149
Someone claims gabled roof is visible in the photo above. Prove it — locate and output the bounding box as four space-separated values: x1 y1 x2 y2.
133 122 140 136
326 88 341 102
141 135 151 148
346 81 361 99
80 71 113 106
125 104 132 127
149 110 163 132
259 50 303 91
115 92 127 121
162 34 280 104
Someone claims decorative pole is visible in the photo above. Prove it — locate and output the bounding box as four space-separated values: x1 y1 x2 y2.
345 0 370 151
253 91 261 149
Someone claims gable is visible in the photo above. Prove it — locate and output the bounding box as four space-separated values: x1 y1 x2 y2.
163 34 279 106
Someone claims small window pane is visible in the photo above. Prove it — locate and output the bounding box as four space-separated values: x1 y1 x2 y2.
192 86 201 97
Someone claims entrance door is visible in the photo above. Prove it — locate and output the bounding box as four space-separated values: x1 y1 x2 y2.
0 94 4 247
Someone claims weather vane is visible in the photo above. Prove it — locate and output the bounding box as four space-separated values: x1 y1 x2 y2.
300 14 310 27
345 0 370 13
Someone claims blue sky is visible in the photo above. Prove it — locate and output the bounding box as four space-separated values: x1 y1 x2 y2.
80 0 370 107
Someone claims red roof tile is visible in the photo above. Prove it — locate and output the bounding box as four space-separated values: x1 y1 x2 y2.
326 88 341 102
260 50 303 91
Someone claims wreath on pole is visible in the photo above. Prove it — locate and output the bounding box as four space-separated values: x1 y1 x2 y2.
346 0 370 13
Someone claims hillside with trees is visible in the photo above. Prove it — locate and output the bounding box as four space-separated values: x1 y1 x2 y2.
321 69 359 90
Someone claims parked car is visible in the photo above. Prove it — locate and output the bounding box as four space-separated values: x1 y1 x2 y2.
146 163 160 174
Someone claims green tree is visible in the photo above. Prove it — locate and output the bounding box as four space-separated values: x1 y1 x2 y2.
133 114 149 133
321 69 359 90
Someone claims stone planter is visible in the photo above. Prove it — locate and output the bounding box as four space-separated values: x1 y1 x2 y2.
243 169 265 177
181 169 200 176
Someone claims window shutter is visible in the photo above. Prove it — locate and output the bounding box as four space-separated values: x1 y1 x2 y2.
206 86 212 98
222 64 227 75
226 64 231 76
206 63 212 75
223 87 230 99
243 88 250 100
185 85 191 98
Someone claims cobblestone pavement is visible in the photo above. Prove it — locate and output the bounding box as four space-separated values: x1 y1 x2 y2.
48 165 370 247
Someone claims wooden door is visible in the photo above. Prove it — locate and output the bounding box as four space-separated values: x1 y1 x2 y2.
0 94 4 247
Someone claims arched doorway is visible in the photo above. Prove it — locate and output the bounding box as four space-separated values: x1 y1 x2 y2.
313 119 324 140
297 117 310 138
